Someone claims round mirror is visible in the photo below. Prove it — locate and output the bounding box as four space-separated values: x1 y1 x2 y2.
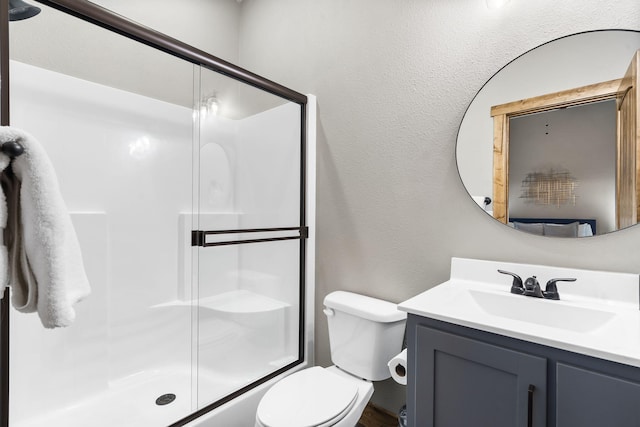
457 30 640 238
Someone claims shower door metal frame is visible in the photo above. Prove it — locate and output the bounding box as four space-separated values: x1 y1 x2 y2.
0 2 11 426
0 1 310 426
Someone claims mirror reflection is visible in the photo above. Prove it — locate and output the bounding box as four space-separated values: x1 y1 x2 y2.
457 30 640 237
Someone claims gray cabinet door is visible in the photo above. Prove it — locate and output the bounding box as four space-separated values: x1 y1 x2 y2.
413 325 547 427
556 363 640 427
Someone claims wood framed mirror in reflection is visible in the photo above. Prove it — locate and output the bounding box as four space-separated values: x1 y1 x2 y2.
456 30 640 238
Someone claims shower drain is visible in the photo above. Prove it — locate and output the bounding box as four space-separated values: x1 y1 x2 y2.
156 393 176 406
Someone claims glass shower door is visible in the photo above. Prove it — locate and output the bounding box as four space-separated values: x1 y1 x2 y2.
192 66 305 408
7 6 197 426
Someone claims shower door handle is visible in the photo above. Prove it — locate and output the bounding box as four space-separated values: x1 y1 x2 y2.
192 226 308 247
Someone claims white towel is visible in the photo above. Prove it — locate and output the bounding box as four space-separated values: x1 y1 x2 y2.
0 126 90 328
0 153 10 297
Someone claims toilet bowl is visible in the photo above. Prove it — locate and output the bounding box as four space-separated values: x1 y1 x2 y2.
255 291 406 427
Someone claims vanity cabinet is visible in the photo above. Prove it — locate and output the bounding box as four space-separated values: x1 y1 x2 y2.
407 315 640 427
555 363 640 426
412 324 546 427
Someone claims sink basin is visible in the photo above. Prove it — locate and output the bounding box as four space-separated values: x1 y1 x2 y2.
468 289 616 333
399 258 640 368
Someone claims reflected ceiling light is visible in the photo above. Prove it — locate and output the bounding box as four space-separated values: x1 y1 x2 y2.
486 0 510 9
9 0 41 21
129 136 153 159
200 94 220 117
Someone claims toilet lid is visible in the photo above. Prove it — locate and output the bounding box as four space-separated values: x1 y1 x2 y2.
257 367 359 427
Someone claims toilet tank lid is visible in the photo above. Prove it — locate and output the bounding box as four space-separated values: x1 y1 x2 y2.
324 291 407 323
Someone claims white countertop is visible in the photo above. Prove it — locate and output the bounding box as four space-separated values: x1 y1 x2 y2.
399 258 640 368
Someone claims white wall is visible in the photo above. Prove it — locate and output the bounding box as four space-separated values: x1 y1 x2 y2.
236 0 640 413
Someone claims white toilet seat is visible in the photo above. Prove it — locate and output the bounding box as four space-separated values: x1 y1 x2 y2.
256 366 360 427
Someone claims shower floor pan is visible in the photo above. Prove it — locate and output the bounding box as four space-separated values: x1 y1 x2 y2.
12 365 235 427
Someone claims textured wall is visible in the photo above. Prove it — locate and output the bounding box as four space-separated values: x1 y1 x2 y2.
237 0 640 412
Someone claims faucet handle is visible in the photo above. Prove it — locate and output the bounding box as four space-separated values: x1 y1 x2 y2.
543 278 576 300
498 269 524 295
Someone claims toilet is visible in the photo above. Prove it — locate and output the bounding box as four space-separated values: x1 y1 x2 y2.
255 291 407 427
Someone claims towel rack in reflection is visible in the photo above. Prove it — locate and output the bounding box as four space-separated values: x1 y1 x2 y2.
1 140 24 158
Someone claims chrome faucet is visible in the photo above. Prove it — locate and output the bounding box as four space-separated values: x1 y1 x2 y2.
498 270 576 300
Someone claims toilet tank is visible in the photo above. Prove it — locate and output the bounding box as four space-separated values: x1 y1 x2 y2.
323 291 407 381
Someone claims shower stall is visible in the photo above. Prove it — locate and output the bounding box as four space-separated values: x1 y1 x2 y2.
0 1 315 426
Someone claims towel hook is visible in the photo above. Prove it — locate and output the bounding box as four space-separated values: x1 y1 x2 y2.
1 140 24 158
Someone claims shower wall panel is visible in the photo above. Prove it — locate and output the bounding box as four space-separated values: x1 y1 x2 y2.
236 102 301 228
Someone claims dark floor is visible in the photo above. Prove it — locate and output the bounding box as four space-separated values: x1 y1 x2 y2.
356 403 398 427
